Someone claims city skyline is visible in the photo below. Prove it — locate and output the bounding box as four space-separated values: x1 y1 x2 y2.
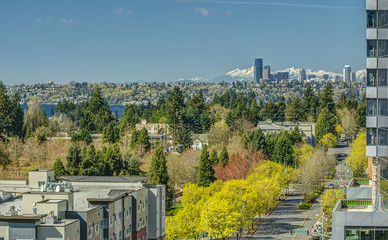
0 0 365 85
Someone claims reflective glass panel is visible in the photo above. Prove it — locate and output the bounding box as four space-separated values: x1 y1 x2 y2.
368 40 378 58
368 69 377 86
379 69 388 86
379 11 388 28
379 40 388 57
379 99 388 116
367 99 377 116
367 128 377 145
368 10 377 28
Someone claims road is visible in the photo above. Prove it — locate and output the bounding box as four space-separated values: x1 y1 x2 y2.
244 145 350 240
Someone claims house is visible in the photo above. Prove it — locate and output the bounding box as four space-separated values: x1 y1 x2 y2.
191 134 209 150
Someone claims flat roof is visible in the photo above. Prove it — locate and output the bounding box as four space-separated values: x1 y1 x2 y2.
0 214 46 220
36 199 66 204
29 169 53 172
39 218 79 227
57 176 150 183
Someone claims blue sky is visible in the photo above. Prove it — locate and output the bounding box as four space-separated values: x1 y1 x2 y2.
0 0 365 84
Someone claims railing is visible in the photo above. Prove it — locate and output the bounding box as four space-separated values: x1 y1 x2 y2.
341 199 372 208
355 178 370 184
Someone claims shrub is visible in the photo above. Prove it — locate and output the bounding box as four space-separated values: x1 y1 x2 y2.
298 202 310 210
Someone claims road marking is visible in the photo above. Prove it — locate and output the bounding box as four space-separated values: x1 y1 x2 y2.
292 214 309 240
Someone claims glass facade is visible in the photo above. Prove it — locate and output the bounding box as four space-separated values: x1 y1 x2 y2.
367 99 377 116
378 69 388 86
368 40 378 57
368 10 377 28
368 69 377 86
346 227 388 240
367 128 377 145
379 129 388 145
379 11 388 28
379 40 388 57
379 99 388 116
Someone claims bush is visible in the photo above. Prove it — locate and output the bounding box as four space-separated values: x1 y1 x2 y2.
298 202 310 210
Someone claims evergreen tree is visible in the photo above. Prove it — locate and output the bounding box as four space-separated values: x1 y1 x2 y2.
71 129 92 144
50 106 55 116
130 129 140 150
316 107 336 143
40 108 48 127
273 132 294 166
167 87 185 144
250 128 267 153
197 145 215 187
119 104 140 132
219 146 229 166
346 93 358 111
357 94 366 130
53 158 67 178
265 133 279 161
338 92 346 109
285 97 306 122
122 150 143 176
261 100 277 121
303 86 318 120
103 124 120 143
290 126 303 144
176 123 193 151
0 82 12 141
274 96 286 122
111 144 123 176
209 149 219 165
320 83 335 115
66 143 83 175
9 93 24 138
138 128 151 151
79 145 100 176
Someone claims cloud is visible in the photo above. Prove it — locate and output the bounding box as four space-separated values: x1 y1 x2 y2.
33 17 51 24
59 18 73 24
174 0 361 10
113 8 125 14
194 7 209 16
224 10 232 16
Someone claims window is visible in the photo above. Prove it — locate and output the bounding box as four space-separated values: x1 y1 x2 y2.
88 227 93 239
126 209 130 219
367 128 377 145
379 99 388 116
138 222 140 229
95 224 99 234
368 40 378 58
119 231 122 240
368 10 377 28
127 227 131 234
368 69 377 86
367 99 377 116
379 11 388 28
119 212 121 219
109 217 113 227
379 40 388 57
379 69 388 86
379 129 388 145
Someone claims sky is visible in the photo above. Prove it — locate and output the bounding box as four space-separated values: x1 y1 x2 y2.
0 0 366 85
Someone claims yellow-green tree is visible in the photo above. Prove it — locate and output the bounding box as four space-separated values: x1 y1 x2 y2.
293 143 314 167
320 188 345 232
318 133 337 149
347 130 367 177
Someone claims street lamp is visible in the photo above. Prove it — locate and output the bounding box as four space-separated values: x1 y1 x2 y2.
206 202 214 240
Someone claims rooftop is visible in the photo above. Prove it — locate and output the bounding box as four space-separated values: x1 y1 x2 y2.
57 176 150 183
29 169 53 172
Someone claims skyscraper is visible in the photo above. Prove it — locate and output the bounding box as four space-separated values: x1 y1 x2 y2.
351 72 357 82
263 66 271 79
343 65 351 82
298 69 306 82
254 58 263 83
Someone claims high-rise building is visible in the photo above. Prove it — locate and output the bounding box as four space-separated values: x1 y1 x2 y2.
277 72 289 82
263 66 271 79
343 65 351 82
298 69 306 82
254 58 263 83
322 74 329 80
351 72 357 82
332 2 388 239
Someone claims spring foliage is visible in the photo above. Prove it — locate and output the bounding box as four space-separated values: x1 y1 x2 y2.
347 130 367 177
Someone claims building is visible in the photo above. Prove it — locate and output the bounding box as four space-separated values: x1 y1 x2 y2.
263 66 271 80
254 58 263 83
191 134 209 150
136 119 169 135
256 121 316 147
351 72 357 82
277 72 289 82
0 172 166 240
298 69 306 82
323 74 329 80
331 1 388 239
343 65 351 82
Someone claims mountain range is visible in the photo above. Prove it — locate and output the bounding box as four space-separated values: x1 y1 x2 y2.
176 67 366 83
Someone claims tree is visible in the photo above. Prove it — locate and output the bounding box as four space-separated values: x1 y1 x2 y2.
9 93 24 138
219 146 229 166
122 150 144 176
285 97 306 122
80 144 100 176
71 129 92 144
53 158 67 178
167 87 185 145
320 83 335 115
338 108 358 138
197 145 216 187
0 142 11 169
274 96 286 122
357 94 366 130
318 133 338 149
290 126 302 144
209 149 219 165
316 108 336 143
347 130 367 177
250 128 267 153
66 143 83 175
176 123 193 150
261 100 277 121
208 122 231 146
320 189 345 233
24 97 42 132
102 123 120 143
273 132 294 165
138 127 151 151
40 108 48 127
119 104 140 132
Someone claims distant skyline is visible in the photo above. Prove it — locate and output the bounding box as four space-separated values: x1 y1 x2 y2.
0 0 365 85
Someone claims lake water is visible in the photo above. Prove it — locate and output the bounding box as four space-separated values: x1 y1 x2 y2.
21 104 126 118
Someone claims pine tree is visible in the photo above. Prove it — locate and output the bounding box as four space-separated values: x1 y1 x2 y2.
111 144 123 176
290 126 303 144
167 87 185 145
273 132 294 166
119 104 140 132
357 94 366 130
40 108 48 127
10 93 24 138
274 96 286 122
130 129 140 150
176 123 193 150
138 128 151 151
219 146 229 166
122 150 143 176
66 143 83 175
53 158 67 178
79 145 99 176
197 145 215 187
209 149 219 165
250 128 267 153
285 97 306 122
320 83 335 115
316 108 336 143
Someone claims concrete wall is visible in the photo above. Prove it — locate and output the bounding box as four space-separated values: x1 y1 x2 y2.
29 170 54 189
36 200 67 219
346 187 372 199
66 207 102 240
0 221 9 240
9 222 37 240
37 219 80 240
124 195 132 240
22 192 73 215
0 180 27 186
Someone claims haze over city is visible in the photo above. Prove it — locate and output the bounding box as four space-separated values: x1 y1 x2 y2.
0 0 365 84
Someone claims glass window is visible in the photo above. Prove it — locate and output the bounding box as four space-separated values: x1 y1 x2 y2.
368 40 377 57
368 69 377 86
379 69 388 86
379 99 388 116
368 10 377 28
346 229 360 240
367 99 377 116
361 228 374 239
380 129 388 145
379 11 388 28
379 40 388 57
375 228 388 239
367 128 377 145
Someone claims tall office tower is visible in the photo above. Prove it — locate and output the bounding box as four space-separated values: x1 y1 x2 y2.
254 58 263 83
298 69 306 82
263 66 271 79
351 72 357 82
332 1 388 238
343 65 352 82
277 72 289 81
323 74 329 80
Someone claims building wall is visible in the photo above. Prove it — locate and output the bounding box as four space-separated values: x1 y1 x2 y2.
132 226 147 240
37 220 80 240
36 200 67 219
136 120 169 135
0 221 9 240
123 195 132 240
131 188 148 239
29 170 55 189
146 186 165 240
8 221 37 240
66 207 102 240
22 192 74 215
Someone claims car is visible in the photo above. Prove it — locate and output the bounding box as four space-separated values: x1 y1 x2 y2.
340 137 346 142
